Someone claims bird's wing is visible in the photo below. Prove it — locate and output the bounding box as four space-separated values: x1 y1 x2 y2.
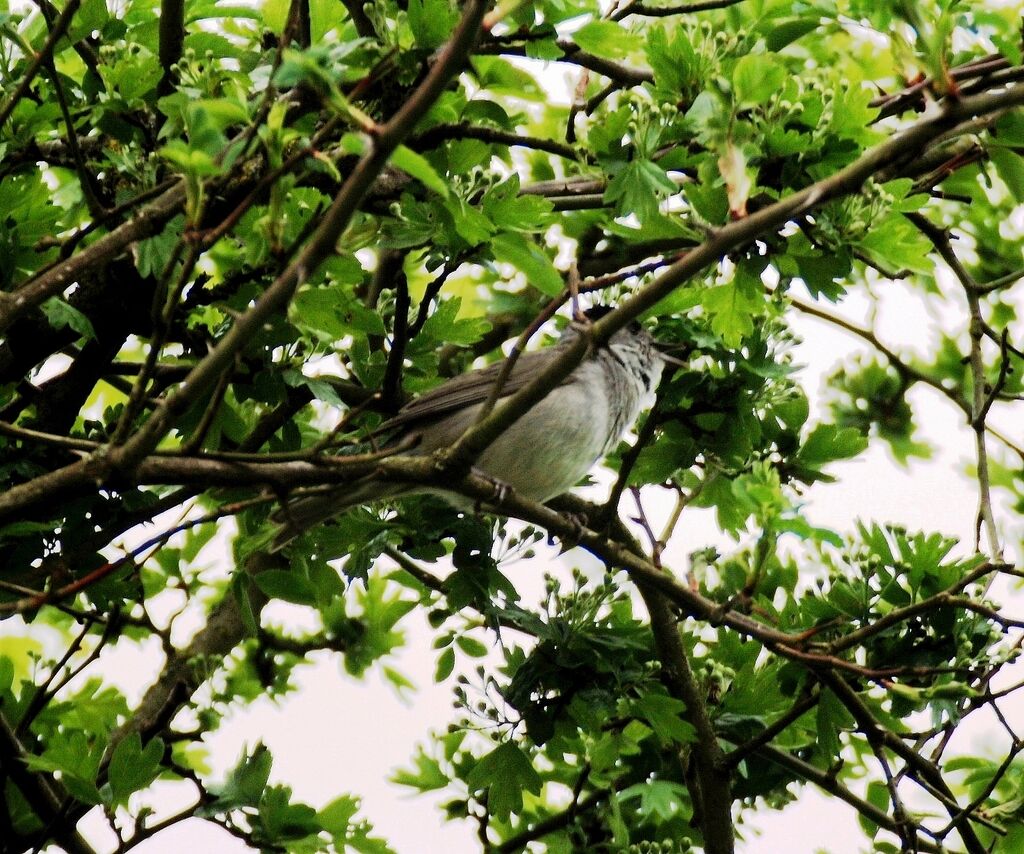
382 349 574 432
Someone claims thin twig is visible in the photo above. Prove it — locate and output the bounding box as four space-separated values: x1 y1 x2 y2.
0 0 82 130
908 213 1002 559
758 745 945 852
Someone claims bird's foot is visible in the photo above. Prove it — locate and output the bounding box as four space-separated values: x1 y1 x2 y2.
472 469 513 511
551 510 589 549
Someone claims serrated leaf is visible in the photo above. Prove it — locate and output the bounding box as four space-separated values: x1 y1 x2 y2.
703 280 760 346
631 693 697 745
204 744 272 813
465 742 541 820
419 296 490 344
40 298 96 340
605 158 677 224
107 734 164 805
619 780 690 821
856 213 934 275
733 54 786 107
392 748 449 792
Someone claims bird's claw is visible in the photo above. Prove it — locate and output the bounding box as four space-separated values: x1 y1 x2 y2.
549 510 588 549
472 469 513 512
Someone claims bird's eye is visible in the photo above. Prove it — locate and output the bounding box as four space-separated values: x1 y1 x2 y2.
628 320 643 334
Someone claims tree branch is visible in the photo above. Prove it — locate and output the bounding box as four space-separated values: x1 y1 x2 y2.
819 671 988 854
639 586 734 854
907 213 1003 559
757 745 944 853
0 182 188 335
611 0 746 21
157 0 186 96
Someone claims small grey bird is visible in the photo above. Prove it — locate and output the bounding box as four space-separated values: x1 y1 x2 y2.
271 309 668 550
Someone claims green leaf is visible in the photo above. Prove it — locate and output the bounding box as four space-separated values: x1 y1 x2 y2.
204 744 273 812
645 25 699 95
481 177 553 231
254 570 318 606
995 111 1024 147
859 780 889 837
40 298 96 340
619 780 690 821
22 730 104 806
732 55 786 107
466 742 542 820
605 159 677 224
292 287 387 338
455 635 488 657
67 0 109 43
392 145 450 197
491 232 563 296
443 195 495 245
798 423 868 470
990 146 1024 203
392 748 449 792
259 785 321 839
630 693 697 745
406 0 458 49
763 17 820 52
625 421 696 485
856 213 933 275
703 279 761 347
419 296 491 345
107 734 164 805
471 57 544 101
815 688 847 760
572 20 644 60
318 794 360 835
434 647 455 682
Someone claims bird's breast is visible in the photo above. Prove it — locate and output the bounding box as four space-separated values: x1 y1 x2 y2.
476 380 613 501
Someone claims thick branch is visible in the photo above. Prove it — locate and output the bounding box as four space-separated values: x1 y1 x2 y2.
640 587 734 854
157 0 186 96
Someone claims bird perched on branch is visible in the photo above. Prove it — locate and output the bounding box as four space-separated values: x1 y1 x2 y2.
271 307 675 551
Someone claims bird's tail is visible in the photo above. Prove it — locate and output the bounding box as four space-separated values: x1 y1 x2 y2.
269 481 408 552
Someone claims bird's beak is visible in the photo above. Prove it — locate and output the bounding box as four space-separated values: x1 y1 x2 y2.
653 340 691 368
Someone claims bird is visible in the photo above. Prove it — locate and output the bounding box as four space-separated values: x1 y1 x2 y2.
270 307 670 550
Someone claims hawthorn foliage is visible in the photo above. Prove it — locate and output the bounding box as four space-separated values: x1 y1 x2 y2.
2 0 1024 851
